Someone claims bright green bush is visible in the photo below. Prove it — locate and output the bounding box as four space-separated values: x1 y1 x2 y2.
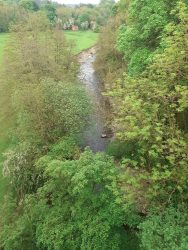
128 48 151 75
117 0 180 75
0 149 127 250
49 137 80 160
139 206 188 250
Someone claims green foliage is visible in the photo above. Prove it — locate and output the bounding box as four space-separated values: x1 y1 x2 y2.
96 0 115 25
0 138 10 202
128 48 151 75
106 140 139 160
0 197 37 250
0 149 126 249
117 0 180 75
49 137 80 161
3 142 44 199
2 70 90 145
108 1 188 206
0 11 90 207
0 3 26 32
56 0 114 31
116 0 131 13
139 205 188 250
42 2 56 23
5 13 77 83
15 78 90 143
79 12 91 23
35 150 124 249
19 0 39 12
95 9 125 90
0 13 91 145
1 2 188 250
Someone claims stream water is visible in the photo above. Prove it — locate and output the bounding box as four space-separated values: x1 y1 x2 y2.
78 48 109 152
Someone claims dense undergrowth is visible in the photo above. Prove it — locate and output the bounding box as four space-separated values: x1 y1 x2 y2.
95 0 188 249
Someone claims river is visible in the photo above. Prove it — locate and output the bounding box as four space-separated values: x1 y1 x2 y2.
78 48 110 152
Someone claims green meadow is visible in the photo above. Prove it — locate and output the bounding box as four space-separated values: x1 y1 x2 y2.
65 30 98 54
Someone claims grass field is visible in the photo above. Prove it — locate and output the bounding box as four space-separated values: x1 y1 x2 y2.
0 33 9 64
0 30 98 201
65 30 98 54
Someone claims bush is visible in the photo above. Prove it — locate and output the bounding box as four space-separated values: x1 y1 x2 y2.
1 150 126 249
49 137 80 160
106 140 139 160
139 206 188 250
13 78 90 144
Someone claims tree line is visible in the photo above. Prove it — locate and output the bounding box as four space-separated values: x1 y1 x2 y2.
95 0 188 249
0 0 115 32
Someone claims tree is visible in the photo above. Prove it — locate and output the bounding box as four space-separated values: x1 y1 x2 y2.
0 4 25 32
42 1 57 23
139 206 188 250
117 0 181 75
108 1 188 208
0 12 89 146
19 0 39 12
95 9 125 89
0 148 126 249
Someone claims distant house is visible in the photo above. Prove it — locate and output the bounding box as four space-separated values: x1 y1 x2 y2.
72 25 79 31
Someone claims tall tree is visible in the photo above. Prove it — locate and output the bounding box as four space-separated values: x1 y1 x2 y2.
19 0 39 12
42 1 57 23
117 0 184 75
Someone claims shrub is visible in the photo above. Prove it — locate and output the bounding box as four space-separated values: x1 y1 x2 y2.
139 206 188 250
